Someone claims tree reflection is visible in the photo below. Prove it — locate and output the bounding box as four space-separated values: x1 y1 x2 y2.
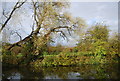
2 64 119 80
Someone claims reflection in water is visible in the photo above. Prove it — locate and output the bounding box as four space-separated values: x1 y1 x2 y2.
67 72 82 79
7 72 22 79
2 64 119 80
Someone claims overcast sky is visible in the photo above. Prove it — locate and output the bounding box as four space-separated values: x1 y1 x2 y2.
70 2 118 31
1 2 118 46
57 2 118 46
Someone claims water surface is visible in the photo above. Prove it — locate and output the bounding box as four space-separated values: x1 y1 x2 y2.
2 64 119 80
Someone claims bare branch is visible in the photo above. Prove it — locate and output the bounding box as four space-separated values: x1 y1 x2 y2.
0 0 27 32
10 29 22 41
16 0 27 8
15 32 22 41
2 9 8 18
7 33 32 50
32 1 47 36
31 21 35 35
54 30 68 41
44 26 72 41
32 1 39 28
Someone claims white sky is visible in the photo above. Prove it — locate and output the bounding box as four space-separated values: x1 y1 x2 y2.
1 0 119 2
1 1 119 46
69 2 118 32
56 2 118 47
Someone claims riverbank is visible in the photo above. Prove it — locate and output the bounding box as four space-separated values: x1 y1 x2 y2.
3 51 119 68
30 52 119 68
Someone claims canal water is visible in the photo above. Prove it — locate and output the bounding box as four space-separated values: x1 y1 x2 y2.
2 64 119 80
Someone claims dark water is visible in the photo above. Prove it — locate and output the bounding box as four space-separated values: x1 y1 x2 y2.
2 64 120 80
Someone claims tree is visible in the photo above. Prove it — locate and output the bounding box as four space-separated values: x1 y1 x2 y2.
85 24 109 42
77 24 110 57
31 1 86 55
108 33 119 57
3 1 86 56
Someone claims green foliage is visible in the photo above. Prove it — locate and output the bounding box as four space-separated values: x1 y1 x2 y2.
2 23 119 67
1 0 118 68
72 47 78 52
31 53 77 67
93 40 107 57
31 52 112 68
3 52 24 65
42 51 49 56
17 53 24 58
108 33 119 57
33 37 48 55
22 41 33 55
88 24 109 41
2 49 11 55
2 41 34 65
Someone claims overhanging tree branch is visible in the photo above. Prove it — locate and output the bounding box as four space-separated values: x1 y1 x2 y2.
6 1 83 51
44 26 73 39
0 0 27 32
15 32 22 41
54 30 68 41
2 9 8 19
